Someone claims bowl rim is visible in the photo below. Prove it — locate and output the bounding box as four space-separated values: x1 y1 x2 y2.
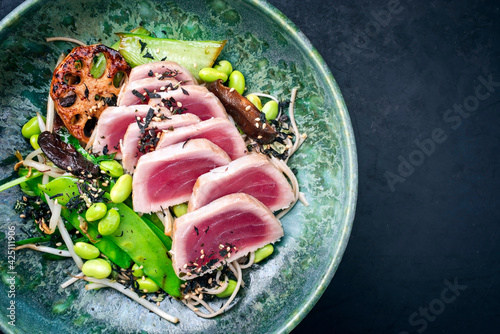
0 0 358 333
249 2 358 332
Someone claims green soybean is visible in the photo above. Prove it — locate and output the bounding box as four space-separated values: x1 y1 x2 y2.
22 116 45 138
82 258 112 279
99 160 124 178
199 67 228 83
262 101 279 121
30 134 40 150
74 242 100 259
172 203 188 218
228 70 245 95
213 60 233 77
216 279 238 298
90 53 107 79
246 94 262 110
98 209 121 236
85 203 107 222
137 276 160 293
132 263 144 277
254 244 274 263
110 174 132 203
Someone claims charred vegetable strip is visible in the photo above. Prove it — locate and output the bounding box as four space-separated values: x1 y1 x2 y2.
38 131 100 177
104 202 182 298
207 79 277 143
117 33 226 81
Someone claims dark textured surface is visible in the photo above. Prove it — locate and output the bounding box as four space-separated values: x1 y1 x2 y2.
1 0 500 333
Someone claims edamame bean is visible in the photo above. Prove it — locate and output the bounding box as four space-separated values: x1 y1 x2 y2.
82 258 112 279
85 202 107 222
99 160 124 178
137 276 160 293
262 101 279 121
98 209 121 236
254 244 274 263
29 134 40 150
74 242 100 259
22 116 45 138
214 60 233 77
246 94 262 110
216 279 237 298
172 203 188 218
199 67 228 83
228 70 245 95
132 263 144 277
110 174 132 203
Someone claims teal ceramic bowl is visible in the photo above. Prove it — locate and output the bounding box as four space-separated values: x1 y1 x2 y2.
0 0 357 333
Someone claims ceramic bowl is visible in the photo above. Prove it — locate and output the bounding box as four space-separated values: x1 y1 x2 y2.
0 0 357 332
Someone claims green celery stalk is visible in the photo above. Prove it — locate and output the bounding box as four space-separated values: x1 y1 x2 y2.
117 33 226 81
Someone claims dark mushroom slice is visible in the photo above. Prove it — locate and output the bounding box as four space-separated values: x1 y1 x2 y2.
206 79 277 144
38 131 100 177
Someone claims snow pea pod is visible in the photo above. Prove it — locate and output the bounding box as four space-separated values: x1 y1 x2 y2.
38 176 80 206
141 216 172 250
105 203 182 298
63 208 133 269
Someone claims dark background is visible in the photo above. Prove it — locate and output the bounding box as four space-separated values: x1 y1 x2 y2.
1 0 499 333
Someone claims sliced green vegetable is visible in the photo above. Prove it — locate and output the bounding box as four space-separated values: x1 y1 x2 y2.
15 235 54 246
117 33 226 81
105 202 182 298
38 176 80 206
0 170 42 193
111 26 151 50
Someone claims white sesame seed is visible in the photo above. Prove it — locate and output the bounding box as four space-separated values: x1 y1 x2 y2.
229 88 235 93
245 105 251 111
255 122 260 128
177 102 182 107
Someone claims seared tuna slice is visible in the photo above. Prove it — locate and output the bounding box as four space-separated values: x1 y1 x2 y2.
171 193 284 279
132 138 231 213
148 85 228 120
91 105 170 158
156 118 247 160
128 61 197 84
117 77 182 106
121 114 200 173
188 154 294 212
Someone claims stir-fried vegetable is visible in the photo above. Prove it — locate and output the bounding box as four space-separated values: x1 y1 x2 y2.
117 33 226 81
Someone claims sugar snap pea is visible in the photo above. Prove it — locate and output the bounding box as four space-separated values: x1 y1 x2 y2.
105 202 182 298
63 208 132 269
